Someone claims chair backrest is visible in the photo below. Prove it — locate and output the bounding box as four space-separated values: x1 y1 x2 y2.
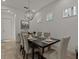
20 32 28 47
37 32 42 37
19 33 24 47
22 33 29 54
44 32 50 38
17 33 21 43
31 32 36 37
58 36 71 59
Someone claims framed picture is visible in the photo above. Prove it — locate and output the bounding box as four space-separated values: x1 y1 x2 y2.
21 20 29 30
68 8 72 16
63 9 68 17
46 13 53 21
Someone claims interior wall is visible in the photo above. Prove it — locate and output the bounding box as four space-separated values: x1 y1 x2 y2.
15 10 24 40
30 0 78 53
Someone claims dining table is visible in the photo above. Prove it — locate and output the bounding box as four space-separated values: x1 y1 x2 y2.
75 48 78 59
28 37 60 59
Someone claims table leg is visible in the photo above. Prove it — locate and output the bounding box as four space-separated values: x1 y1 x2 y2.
37 52 40 59
40 48 45 59
38 48 46 59
32 47 34 59
42 48 44 53
76 51 78 59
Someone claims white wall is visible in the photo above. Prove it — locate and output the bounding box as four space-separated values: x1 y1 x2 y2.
30 0 78 53
14 10 24 40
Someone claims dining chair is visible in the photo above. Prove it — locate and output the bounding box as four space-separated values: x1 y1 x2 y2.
37 32 42 38
43 36 71 59
20 32 28 55
31 32 36 37
22 32 39 59
44 32 50 38
22 33 30 59
43 32 51 50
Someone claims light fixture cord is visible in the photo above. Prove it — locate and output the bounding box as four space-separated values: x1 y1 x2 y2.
28 0 30 9
28 0 31 21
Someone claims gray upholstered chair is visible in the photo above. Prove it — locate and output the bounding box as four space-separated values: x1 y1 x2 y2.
22 32 39 59
43 36 71 59
37 32 42 38
44 32 50 38
22 33 31 59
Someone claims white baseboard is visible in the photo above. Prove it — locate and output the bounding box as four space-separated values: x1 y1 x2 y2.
67 50 76 57
1 39 16 43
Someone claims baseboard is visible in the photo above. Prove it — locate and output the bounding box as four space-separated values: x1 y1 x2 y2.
1 39 16 43
67 50 76 57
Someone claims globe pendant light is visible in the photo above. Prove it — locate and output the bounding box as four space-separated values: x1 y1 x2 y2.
24 0 36 22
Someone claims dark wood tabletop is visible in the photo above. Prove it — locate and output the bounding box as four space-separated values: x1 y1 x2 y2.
28 37 60 48
28 37 60 59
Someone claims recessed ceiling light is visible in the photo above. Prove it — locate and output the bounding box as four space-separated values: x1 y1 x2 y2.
8 10 10 12
32 10 36 12
2 0 6 2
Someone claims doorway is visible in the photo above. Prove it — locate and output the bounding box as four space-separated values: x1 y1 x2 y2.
1 9 15 42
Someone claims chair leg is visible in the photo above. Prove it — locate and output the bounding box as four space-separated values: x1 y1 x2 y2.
23 50 25 59
22 49 29 59
22 47 24 55
20 45 21 52
22 49 24 55
20 45 22 52
37 52 40 59
25 54 28 59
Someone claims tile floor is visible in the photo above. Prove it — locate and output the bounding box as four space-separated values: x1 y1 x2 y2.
1 40 76 59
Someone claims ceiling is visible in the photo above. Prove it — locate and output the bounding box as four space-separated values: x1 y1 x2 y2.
1 0 55 11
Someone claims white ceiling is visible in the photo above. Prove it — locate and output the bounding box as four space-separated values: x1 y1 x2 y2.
1 0 55 11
